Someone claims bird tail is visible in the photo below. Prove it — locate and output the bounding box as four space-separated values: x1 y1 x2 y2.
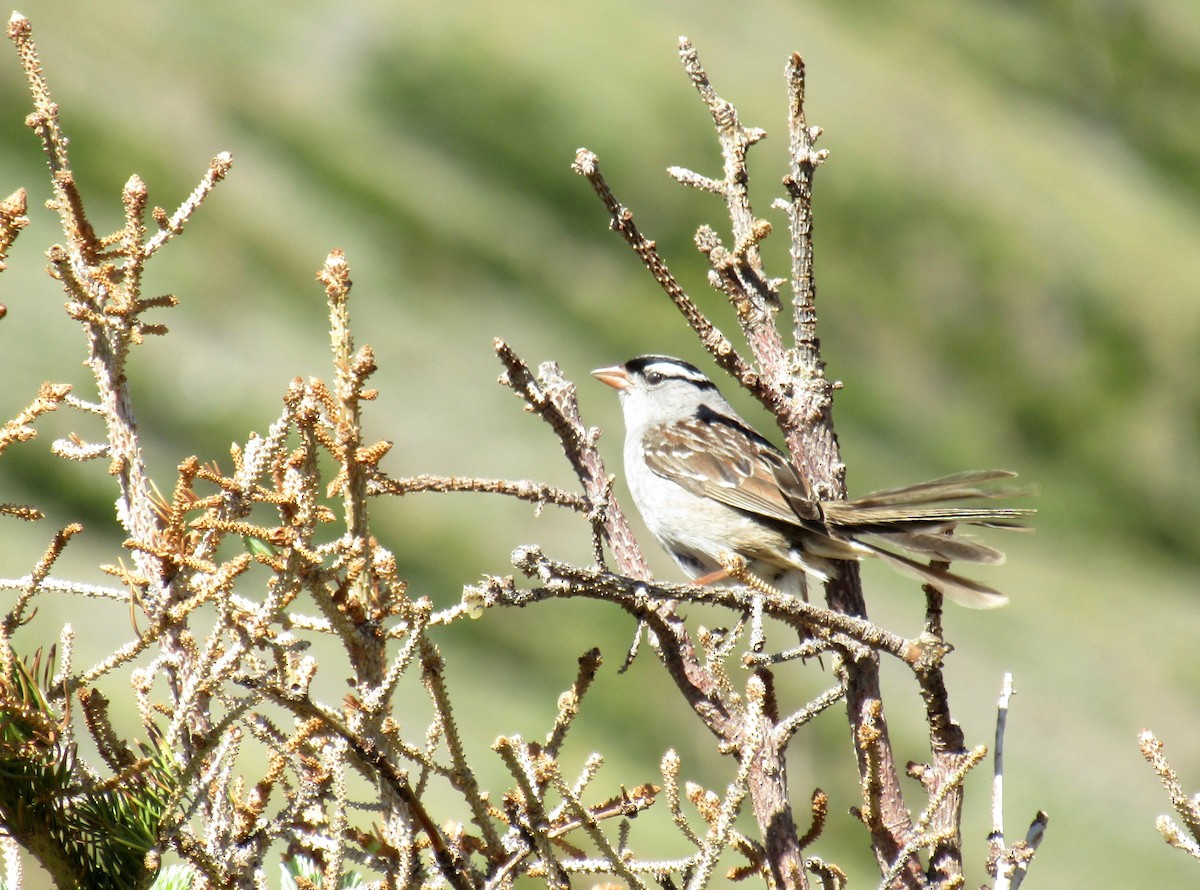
843 469 1033 508
818 470 1033 609
822 470 1033 535
850 538 1010 609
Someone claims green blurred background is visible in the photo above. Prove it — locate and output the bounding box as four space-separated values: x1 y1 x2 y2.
1 0 1199 885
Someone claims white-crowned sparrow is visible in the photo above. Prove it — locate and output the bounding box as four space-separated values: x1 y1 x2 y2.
593 355 1030 608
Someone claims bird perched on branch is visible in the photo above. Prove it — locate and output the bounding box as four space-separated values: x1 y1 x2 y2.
593 355 1031 608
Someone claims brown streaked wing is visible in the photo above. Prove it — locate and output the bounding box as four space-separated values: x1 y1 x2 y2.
643 417 819 524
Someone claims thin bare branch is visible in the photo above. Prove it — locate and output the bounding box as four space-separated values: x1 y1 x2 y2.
990 676 1047 888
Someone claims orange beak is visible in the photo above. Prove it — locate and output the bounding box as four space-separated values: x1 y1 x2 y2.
591 365 630 390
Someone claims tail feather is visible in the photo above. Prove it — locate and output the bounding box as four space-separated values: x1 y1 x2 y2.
821 502 1033 530
811 469 1033 607
866 531 1006 565
851 538 1009 609
848 470 1030 508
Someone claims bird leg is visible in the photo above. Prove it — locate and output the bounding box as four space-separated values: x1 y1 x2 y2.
693 567 733 586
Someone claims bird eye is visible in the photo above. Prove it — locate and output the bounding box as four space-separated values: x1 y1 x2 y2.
644 370 664 385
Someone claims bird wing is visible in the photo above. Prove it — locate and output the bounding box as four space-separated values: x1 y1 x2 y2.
642 411 821 524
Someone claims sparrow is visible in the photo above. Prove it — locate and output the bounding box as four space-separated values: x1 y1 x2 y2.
593 355 1030 608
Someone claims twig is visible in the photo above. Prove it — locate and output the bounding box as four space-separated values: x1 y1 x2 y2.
0 187 28 271
991 673 1014 847
779 52 828 368
503 546 914 663
990 675 1048 888
422 640 504 854
569 151 757 393
661 750 703 848
486 782 659 887
673 38 779 316
546 763 649 890
885 745 986 889
246 680 476 890
494 736 569 889
775 683 848 744
545 648 603 757
687 678 763 889
910 583 968 884
374 473 590 514
494 340 650 580
1139 729 1200 864
143 153 233 258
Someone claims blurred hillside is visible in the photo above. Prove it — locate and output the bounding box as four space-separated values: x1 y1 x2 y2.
1 1 1198 886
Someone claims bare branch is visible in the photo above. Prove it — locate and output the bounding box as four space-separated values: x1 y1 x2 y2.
990 675 1048 888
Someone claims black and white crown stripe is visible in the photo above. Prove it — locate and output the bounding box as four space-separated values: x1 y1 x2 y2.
624 356 717 390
